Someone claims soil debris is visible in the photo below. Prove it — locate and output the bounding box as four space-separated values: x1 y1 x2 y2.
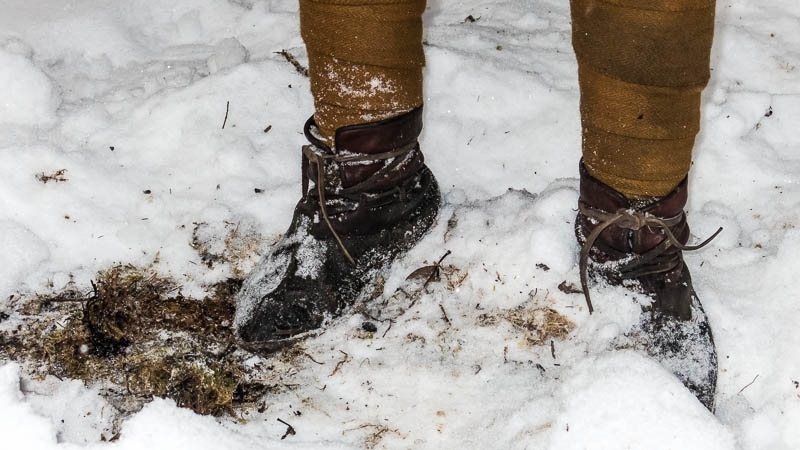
36 169 69 184
0 264 297 427
558 280 583 295
505 305 575 347
189 221 262 276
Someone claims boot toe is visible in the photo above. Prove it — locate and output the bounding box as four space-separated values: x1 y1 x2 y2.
631 290 717 410
235 290 322 351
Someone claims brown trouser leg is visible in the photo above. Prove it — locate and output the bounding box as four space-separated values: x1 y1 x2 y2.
571 0 716 198
299 0 426 144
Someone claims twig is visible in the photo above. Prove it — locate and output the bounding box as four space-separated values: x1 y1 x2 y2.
45 296 89 303
275 50 309 77
343 423 402 444
277 418 296 439
409 250 452 308
36 169 69 184
381 320 393 338
738 374 759 394
550 340 556 360
304 352 324 365
330 350 351 377
362 312 393 323
436 250 452 267
439 304 451 325
222 101 230 129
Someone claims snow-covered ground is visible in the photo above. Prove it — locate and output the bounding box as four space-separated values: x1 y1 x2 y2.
1 0 799 448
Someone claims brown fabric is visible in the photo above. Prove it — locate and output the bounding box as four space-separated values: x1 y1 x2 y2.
581 127 696 197
571 0 715 198
596 0 714 11
579 66 703 141
300 0 425 142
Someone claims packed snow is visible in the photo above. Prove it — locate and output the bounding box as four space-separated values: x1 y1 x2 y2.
1 0 799 449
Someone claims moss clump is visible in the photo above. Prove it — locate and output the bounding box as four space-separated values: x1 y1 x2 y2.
0 264 281 420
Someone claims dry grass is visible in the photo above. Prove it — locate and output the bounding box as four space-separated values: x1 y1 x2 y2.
0 264 283 421
504 305 575 347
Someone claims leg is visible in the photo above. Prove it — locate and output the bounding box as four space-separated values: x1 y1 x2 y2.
301 0 426 142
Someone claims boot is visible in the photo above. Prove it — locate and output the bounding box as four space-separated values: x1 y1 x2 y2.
234 107 439 352
575 162 721 410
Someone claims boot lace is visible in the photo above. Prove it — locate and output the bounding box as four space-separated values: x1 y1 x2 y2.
301 119 418 265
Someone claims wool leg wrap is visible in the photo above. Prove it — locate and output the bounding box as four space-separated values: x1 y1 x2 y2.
299 0 426 143
571 0 716 197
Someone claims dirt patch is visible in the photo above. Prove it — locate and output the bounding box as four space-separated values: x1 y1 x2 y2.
505 305 575 347
0 264 298 430
190 221 263 277
36 168 69 184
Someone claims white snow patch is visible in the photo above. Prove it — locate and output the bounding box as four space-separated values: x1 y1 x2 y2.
0 49 60 126
551 351 736 450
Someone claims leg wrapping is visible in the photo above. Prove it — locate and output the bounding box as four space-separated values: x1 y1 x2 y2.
300 0 426 142
571 0 715 197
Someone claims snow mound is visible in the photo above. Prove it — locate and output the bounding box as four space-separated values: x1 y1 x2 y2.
0 49 60 126
551 351 735 450
0 221 50 294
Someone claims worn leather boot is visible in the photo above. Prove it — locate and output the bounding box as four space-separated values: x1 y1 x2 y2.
575 162 721 410
234 107 439 352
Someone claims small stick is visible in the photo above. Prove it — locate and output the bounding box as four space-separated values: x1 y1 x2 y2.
738 374 759 394
381 320 393 338
275 50 309 77
45 296 89 303
550 340 556 359
277 418 296 439
409 250 452 308
222 101 230 129
436 250 452 266
304 352 324 365
330 350 351 377
439 304 451 325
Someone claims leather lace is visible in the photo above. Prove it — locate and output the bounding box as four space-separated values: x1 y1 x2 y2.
578 204 722 314
301 120 417 265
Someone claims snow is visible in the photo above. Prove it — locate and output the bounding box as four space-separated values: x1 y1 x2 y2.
0 48 60 126
1 0 799 449
0 365 58 449
550 352 735 450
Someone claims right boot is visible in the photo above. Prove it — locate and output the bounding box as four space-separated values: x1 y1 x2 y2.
234 107 440 352
575 163 721 410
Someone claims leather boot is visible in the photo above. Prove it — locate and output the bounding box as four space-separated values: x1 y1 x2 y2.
234 107 439 352
575 162 721 410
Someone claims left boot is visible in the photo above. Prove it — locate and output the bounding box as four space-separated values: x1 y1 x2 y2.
234 108 440 352
575 163 721 410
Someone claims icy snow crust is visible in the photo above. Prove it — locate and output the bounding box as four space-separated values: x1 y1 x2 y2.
1 0 798 449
